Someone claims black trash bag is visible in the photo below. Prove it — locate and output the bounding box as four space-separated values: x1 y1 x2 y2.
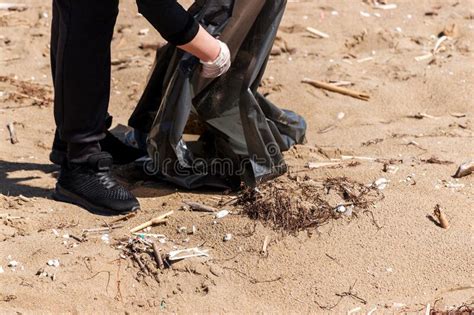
128 0 307 189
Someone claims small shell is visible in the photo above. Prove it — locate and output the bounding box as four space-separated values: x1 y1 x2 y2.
47 259 60 267
8 260 18 268
374 178 390 190
215 210 230 219
453 160 474 178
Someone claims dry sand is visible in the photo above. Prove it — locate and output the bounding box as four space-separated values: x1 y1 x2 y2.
0 0 473 313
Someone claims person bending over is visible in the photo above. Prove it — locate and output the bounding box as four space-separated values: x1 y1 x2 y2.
50 0 231 215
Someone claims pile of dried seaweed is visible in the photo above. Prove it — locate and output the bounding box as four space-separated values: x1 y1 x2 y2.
239 175 383 233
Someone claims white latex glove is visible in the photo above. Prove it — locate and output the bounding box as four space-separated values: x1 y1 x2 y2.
200 40 231 78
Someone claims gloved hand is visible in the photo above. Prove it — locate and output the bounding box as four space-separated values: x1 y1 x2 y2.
200 39 231 78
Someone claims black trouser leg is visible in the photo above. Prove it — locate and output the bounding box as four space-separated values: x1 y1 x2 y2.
52 0 119 163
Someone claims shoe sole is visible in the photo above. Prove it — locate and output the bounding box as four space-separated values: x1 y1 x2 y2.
53 184 140 216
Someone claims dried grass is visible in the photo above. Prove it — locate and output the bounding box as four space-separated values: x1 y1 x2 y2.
239 175 383 233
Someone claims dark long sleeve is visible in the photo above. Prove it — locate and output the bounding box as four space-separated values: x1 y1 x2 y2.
136 0 200 46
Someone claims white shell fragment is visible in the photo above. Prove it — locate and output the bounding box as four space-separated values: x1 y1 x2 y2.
215 210 230 219
8 260 18 268
168 247 209 261
335 205 353 217
223 234 233 242
335 205 346 213
453 160 474 178
47 259 60 267
374 178 390 190
101 234 110 244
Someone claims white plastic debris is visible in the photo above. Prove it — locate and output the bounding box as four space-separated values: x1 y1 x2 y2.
215 210 230 219
335 205 346 213
337 112 345 120
0 3 26 10
0 266 4 273
47 259 60 267
335 205 353 217
168 247 209 261
433 36 448 54
101 234 110 244
443 180 464 190
374 178 390 190
374 3 397 10
223 233 232 242
385 165 399 174
52 229 60 237
8 260 18 268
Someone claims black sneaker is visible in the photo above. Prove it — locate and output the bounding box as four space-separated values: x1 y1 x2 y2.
53 152 140 215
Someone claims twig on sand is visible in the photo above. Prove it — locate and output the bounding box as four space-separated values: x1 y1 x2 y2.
222 266 282 284
6 122 18 144
314 281 367 310
85 271 111 293
183 201 218 213
302 78 370 101
82 225 123 235
433 204 450 229
261 236 271 257
132 253 149 275
106 212 137 226
306 27 330 39
152 242 165 270
129 210 173 233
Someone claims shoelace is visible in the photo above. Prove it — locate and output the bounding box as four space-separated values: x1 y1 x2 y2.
96 172 118 189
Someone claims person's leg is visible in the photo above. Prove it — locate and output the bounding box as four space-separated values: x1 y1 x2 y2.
52 0 139 215
53 0 118 163
49 0 68 164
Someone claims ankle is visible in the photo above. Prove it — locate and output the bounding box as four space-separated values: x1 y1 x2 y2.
68 142 101 163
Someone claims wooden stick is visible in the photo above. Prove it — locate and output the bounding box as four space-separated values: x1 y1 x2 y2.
152 242 165 270
130 210 173 233
302 78 370 101
261 236 270 257
6 122 18 144
106 212 137 225
433 205 450 229
183 201 218 213
82 225 123 234
132 253 149 275
306 27 330 39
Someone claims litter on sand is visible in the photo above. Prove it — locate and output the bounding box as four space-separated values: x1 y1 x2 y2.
373 178 389 190
215 210 230 219
130 211 174 233
453 160 474 178
47 259 60 267
433 204 450 229
167 248 210 261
